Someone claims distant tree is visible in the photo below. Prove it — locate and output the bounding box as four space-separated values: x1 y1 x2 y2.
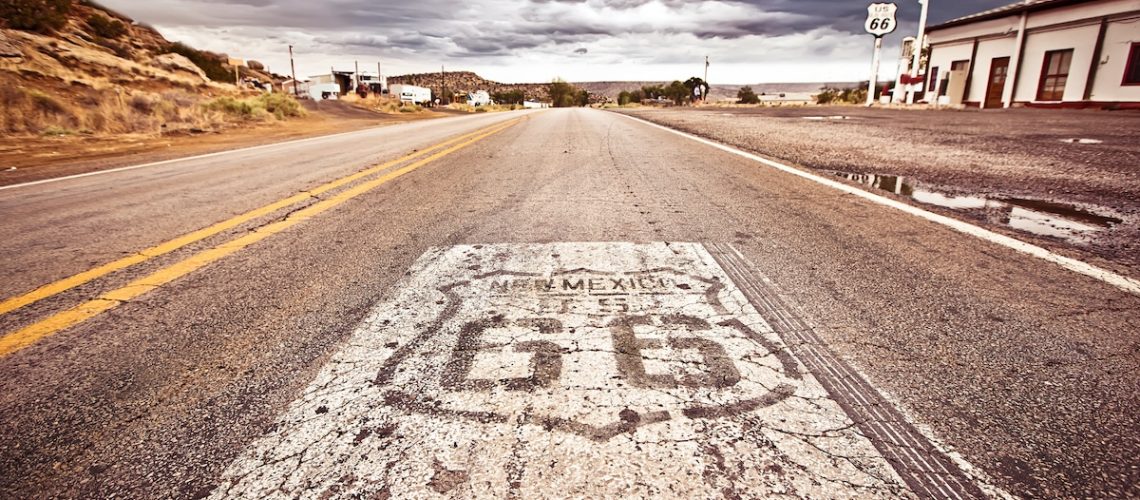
641 85 665 100
548 79 586 107
664 81 689 105
2 0 73 33
737 86 760 104
492 89 525 105
684 77 710 102
247 60 265 71
618 90 633 106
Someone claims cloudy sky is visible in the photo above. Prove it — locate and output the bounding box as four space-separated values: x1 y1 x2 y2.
100 0 1009 84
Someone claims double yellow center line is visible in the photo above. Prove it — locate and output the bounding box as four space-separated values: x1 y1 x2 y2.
0 117 521 357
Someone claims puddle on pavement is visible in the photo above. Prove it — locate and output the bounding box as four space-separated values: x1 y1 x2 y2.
832 172 1123 243
1059 138 1104 144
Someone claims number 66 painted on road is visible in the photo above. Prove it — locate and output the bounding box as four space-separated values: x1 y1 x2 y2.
443 314 742 391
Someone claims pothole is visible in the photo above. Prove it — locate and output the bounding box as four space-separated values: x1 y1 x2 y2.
1059 138 1104 144
831 171 1123 244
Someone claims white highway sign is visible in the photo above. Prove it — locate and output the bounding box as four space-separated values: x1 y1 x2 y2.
865 3 899 37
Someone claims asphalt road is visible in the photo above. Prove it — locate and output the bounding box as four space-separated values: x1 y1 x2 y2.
0 108 1137 498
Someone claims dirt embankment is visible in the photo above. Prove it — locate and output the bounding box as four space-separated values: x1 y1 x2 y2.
0 99 457 186
618 106 1140 277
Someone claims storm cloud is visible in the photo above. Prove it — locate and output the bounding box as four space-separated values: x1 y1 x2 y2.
99 0 1011 83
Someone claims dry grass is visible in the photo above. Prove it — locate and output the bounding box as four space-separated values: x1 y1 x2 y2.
448 103 519 113
0 75 305 137
344 94 427 114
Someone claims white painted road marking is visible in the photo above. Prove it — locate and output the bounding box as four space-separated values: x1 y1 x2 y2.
211 243 942 498
617 112 1140 297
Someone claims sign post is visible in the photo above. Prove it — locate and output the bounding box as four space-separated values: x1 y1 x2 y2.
865 3 898 106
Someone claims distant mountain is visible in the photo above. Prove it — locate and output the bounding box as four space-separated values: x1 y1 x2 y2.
575 81 863 101
387 72 860 103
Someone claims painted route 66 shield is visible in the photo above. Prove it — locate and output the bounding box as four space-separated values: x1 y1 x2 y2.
212 243 911 498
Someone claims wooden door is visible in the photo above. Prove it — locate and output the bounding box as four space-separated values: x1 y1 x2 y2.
984 57 1010 109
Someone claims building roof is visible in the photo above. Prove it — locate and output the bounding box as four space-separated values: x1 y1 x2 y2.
928 0 1099 31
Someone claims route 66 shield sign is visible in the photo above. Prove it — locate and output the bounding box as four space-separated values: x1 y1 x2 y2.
865 3 898 37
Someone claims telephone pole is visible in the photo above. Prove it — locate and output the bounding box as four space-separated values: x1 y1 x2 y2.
704 56 709 101
906 0 930 104
288 45 298 97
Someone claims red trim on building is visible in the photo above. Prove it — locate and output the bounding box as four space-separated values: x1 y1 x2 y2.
1020 100 1140 109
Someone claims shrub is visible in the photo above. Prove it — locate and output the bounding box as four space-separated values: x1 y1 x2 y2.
247 60 265 71
1 0 72 33
201 93 304 121
167 42 232 83
258 92 303 119
27 89 67 115
41 125 73 136
737 86 760 105
87 13 126 38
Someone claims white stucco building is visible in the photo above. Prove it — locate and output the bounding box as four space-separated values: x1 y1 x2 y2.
924 0 1140 108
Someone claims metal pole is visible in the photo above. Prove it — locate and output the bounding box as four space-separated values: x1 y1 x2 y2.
907 0 930 104
289 45 298 97
868 36 884 106
704 56 709 100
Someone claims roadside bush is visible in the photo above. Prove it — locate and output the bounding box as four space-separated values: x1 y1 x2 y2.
0 0 72 33
815 86 868 105
258 92 304 119
87 13 126 38
247 60 265 71
202 93 304 121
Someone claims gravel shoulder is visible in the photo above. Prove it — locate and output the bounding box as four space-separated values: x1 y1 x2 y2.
615 106 1140 278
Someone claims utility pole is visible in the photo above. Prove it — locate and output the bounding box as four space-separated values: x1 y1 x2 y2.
355 60 360 89
441 65 446 105
704 56 709 101
867 36 884 106
289 45 298 97
377 61 382 93
906 0 930 104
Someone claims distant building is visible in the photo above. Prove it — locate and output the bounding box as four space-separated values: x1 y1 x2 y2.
925 0 1140 109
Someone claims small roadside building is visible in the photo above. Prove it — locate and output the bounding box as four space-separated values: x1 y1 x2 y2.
924 0 1140 108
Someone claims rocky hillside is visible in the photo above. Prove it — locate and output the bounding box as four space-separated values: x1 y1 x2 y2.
1 0 291 136
387 71 551 102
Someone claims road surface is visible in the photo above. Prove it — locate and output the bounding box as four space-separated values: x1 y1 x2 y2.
0 108 1137 498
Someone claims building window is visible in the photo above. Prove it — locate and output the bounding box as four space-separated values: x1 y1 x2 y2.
928 66 939 97
1037 49 1073 101
1125 43 1140 85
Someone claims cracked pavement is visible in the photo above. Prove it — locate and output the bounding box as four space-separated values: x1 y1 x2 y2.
0 108 1138 498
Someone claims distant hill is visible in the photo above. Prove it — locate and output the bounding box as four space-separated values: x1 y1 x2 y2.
575 81 863 101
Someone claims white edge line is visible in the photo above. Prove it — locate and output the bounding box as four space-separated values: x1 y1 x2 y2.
617 111 1140 297
0 112 509 192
